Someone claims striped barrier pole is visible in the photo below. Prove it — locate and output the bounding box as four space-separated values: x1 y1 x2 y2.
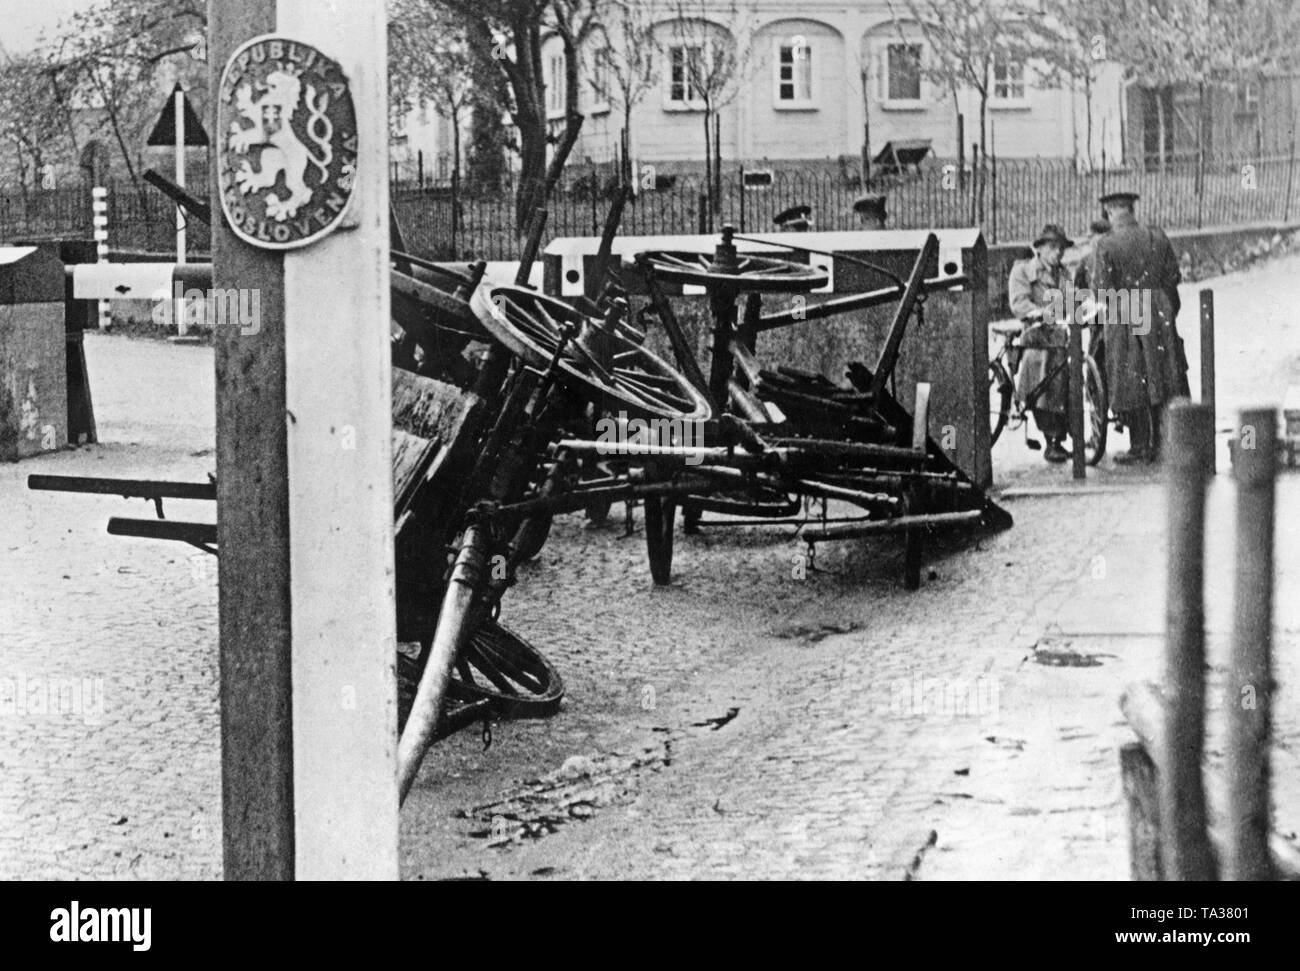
92 187 110 330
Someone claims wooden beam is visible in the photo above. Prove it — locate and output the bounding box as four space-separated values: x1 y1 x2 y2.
212 0 398 880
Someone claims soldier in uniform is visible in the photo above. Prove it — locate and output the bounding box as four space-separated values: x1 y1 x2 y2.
1008 223 1074 463
1093 191 1189 463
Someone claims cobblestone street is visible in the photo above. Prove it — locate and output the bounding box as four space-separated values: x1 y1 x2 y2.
2 256 1298 880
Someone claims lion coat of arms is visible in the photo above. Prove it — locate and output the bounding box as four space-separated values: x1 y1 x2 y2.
218 37 358 250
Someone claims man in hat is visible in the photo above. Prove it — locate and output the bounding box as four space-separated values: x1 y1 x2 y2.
854 194 887 230
1007 223 1074 462
1093 190 1188 463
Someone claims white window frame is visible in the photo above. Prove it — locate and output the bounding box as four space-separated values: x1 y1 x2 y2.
773 38 816 110
664 43 708 111
878 40 926 110
546 53 566 119
990 55 1029 108
1236 80 1261 114
589 47 612 115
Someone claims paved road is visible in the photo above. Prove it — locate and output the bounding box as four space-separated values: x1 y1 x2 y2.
2 255 1298 879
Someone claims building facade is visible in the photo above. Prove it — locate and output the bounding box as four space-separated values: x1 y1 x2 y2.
555 0 1127 172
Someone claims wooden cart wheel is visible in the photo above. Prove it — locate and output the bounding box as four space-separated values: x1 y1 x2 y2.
644 495 677 585
471 285 711 422
446 619 564 718
635 250 828 293
682 485 801 519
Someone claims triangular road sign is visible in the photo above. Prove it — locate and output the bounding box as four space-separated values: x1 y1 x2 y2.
147 84 209 147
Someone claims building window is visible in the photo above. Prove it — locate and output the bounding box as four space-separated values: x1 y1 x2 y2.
885 43 923 103
1237 80 1261 114
547 54 565 115
992 56 1026 102
667 44 705 106
590 47 611 113
775 42 814 106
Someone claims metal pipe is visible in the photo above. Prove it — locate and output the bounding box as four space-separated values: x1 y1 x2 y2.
397 525 487 802
756 274 969 332
802 509 983 543
29 474 216 501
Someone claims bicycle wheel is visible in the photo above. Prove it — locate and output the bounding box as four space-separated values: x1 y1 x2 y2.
989 360 1013 445
1081 353 1108 465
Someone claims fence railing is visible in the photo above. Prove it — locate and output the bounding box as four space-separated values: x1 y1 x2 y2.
3 153 1296 261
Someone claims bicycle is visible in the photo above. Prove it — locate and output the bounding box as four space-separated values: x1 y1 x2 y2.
987 314 1109 465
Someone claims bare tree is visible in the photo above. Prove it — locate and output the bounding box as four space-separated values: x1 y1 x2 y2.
390 0 476 182
49 0 206 196
1028 1 1116 169
588 0 661 186
663 0 754 217
0 56 78 194
886 0 1041 223
1036 0 1300 171
439 0 603 232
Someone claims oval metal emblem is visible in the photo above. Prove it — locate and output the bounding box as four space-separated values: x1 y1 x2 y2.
218 36 358 250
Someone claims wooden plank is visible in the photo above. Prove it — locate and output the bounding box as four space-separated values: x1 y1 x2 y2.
1225 408 1276 880
211 0 293 883
1121 681 1300 880
279 0 398 880
1161 403 1216 880
1120 742 1164 880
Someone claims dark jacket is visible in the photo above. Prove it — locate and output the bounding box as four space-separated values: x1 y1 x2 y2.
1093 211 1189 411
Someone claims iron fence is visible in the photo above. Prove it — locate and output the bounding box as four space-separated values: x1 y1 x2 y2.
3 153 1295 261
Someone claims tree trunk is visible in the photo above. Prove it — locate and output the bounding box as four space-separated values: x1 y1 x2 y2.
861 68 872 186
977 94 988 225
702 109 713 227
1084 69 1094 171
1156 89 1167 172
452 110 461 183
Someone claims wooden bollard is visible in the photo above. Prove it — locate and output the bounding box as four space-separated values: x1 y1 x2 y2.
1200 290 1216 473
1068 320 1086 479
1119 740 1164 880
1225 408 1277 880
1161 401 1217 880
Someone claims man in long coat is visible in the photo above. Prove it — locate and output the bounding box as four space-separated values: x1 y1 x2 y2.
1093 191 1189 463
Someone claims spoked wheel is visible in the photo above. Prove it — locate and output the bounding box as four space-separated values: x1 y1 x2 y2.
1080 353 1108 465
635 249 829 293
643 495 677 585
471 285 711 421
989 360 1014 446
396 620 563 731
447 619 564 719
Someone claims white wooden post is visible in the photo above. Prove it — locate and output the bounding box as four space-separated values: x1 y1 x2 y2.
92 187 109 330
212 0 398 881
